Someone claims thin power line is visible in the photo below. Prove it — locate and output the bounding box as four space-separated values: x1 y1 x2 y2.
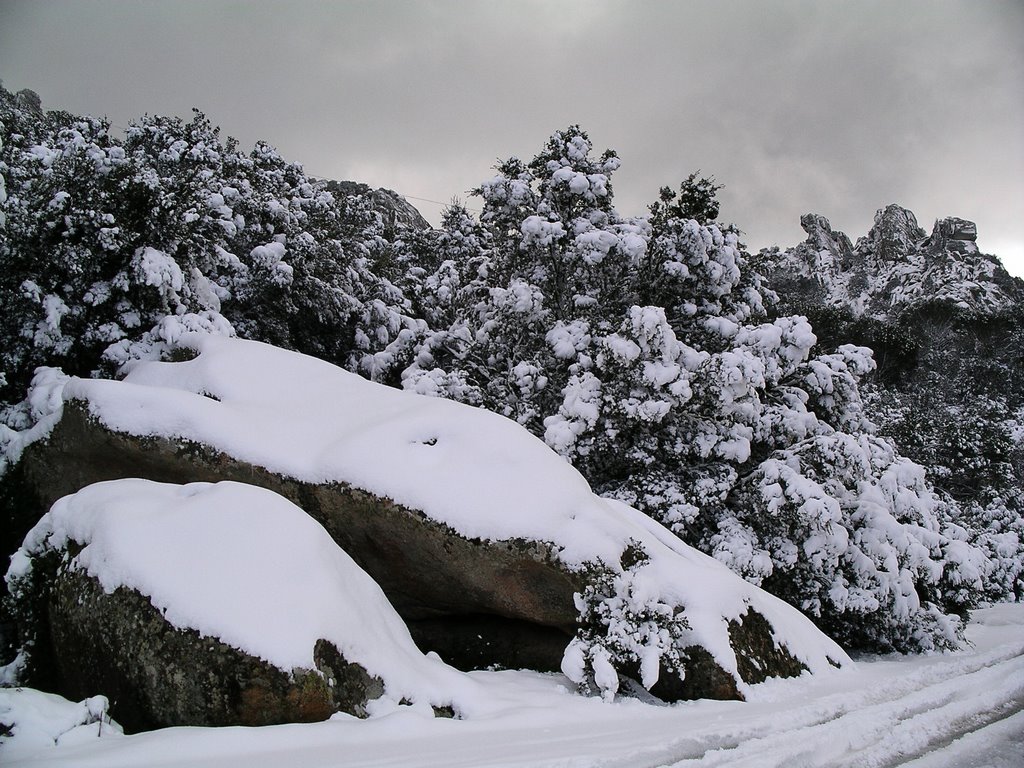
399 193 481 214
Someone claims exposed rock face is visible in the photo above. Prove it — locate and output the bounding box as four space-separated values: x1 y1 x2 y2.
647 609 809 702
767 214 856 307
763 204 1023 317
12 403 819 703
14 88 42 115
46 570 379 732
856 203 928 267
727 609 811 685
323 179 431 232
933 216 978 242
800 213 856 264
925 216 979 256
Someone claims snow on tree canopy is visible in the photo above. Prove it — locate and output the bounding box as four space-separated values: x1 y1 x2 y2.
11 478 474 708
0 87 417 420
393 127 989 655
57 334 850 696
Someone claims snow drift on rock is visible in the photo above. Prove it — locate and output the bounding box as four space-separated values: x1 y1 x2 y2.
59 334 851 688
11 479 476 708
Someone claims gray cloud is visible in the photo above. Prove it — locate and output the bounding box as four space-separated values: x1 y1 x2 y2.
2 0 1022 272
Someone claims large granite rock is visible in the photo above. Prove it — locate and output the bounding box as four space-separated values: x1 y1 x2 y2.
19 401 583 638
6 336 851 706
6 480 466 730
16 404 763 698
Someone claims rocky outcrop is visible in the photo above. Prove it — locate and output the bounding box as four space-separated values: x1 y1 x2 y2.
764 214 856 308
46 570 378 732
323 179 431 232
763 204 1024 318
924 216 979 255
800 213 856 265
933 216 977 242
855 204 928 268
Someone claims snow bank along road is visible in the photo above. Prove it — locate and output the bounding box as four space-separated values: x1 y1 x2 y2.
5 604 1023 767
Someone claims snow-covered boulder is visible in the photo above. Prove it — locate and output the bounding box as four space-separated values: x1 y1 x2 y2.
17 401 588 675
11 335 850 702
6 479 472 730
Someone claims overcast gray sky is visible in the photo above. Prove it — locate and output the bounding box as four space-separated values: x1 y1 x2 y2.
2 0 1022 274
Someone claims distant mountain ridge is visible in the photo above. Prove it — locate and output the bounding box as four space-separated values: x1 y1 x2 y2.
761 203 1024 318
760 205 1023 605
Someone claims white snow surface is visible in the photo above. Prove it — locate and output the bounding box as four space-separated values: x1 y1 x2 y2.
4 604 1022 767
68 334 610 555
59 334 849 681
0 690 121 761
12 479 472 707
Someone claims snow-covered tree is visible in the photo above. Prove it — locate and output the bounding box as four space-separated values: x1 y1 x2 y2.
0 87 416 432
398 126 990 652
0 91 431 665
761 208 1024 604
562 541 691 701
1 94 1006 655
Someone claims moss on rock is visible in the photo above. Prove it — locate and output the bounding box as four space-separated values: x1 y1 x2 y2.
45 569 382 731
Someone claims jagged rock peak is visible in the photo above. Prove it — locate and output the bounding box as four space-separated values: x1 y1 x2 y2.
799 212 836 242
856 204 927 263
933 217 978 242
924 216 979 257
762 204 1023 319
799 213 855 257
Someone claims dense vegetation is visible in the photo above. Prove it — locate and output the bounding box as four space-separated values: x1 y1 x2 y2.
2 84 1020 667
759 210 1024 604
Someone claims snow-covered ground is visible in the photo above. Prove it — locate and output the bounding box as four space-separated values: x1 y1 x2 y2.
3 336 1021 765
3 603 1022 767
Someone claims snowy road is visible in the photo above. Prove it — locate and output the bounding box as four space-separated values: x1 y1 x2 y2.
643 617 1024 768
4 604 1023 767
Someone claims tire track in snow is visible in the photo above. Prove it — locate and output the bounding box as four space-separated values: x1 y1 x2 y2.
640 636 1024 768
822 658 1024 768
877 697 1024 768
900 709 1024 768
